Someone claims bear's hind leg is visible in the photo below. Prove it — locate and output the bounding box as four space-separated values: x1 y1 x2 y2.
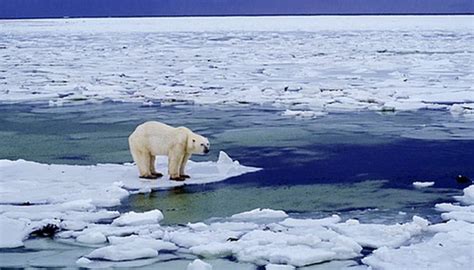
136 151 158 179
149 155 163 178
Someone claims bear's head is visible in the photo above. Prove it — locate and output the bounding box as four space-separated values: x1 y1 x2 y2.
187 133 210 155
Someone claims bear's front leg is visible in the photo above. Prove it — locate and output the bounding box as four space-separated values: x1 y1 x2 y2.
168 151 186 181
179 153 191 179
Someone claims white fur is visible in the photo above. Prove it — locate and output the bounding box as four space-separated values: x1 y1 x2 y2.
128 121 210 179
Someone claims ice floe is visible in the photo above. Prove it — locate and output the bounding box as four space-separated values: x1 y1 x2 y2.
230 208 289 222
187 259 213 270
412 181 435 188
111 210 164 226
1 184 474 269
67 185 472 268
362 184 474 270
0 151 260 249
331 216 429 248
0 217 29 248
0 154 473 269
1 16 473 118
85 237 178 261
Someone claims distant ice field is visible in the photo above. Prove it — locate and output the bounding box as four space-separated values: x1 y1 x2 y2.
0 16 473 116
1 16 474 269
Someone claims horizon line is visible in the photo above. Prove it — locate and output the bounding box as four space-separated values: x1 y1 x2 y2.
2 12 474 20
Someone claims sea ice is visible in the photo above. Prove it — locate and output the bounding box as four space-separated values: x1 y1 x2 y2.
362 184 474 269
412 181 435 188
85 237 177 261
112 210 164 226
455 185 474 205
266 264 295 270
331 216 429 248
0 153 260 248
187 259 213 270
0 216 29 248
1 16 472 121
231 208 288 222
76 231 107 244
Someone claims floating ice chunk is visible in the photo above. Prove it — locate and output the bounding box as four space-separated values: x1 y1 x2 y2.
0 154 259 248
209 222 259 231
418 90 474 104
266 263 295 270
454 185 474 205
412 181 435 188
434 202 474 223
65 209 120 223
217 151 235 165
279 215 341 227
282 110 326 118
187 259 213 270
450 103 474 116
236 243 338 267
112 210 164 226
441 211 474 223
0 216 29 248
190 242 235 257
76 231 107 244
331 216 429 248
428 220 472 233
86 237 177 261
76 257 92 265
435 203 474 213
187 222 209 231
363 184 474 269
60 220 88 231
362 225 474 270
86 245 158 261
0 152 259 205
169 229 240 248
59 199 96 211
185 225 362 267
231 209 288 222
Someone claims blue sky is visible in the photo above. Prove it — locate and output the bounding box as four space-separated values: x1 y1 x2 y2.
0 0 473 19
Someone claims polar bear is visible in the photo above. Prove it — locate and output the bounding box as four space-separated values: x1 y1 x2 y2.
128 121 210 181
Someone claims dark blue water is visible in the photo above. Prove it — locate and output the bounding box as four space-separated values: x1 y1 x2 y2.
233 141 473 189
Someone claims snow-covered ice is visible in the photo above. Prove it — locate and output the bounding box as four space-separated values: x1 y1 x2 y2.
0 217 29 248
111 210 164 226
1 16 472 118
1 152 473 268
187 259 213 270
230 208 289 222
266 264 295 270
85 237 178 261
362 185 474 270
1 15 474 269
70 184 472 268
331 216 429 248
0 151 260 206
412 181 435 188
0 151 260 249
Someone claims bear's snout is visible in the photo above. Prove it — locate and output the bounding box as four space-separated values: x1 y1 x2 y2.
203 146 210 154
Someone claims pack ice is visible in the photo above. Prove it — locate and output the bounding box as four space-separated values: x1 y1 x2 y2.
1 16 473 118
1 149 473 268
0 151 260 248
